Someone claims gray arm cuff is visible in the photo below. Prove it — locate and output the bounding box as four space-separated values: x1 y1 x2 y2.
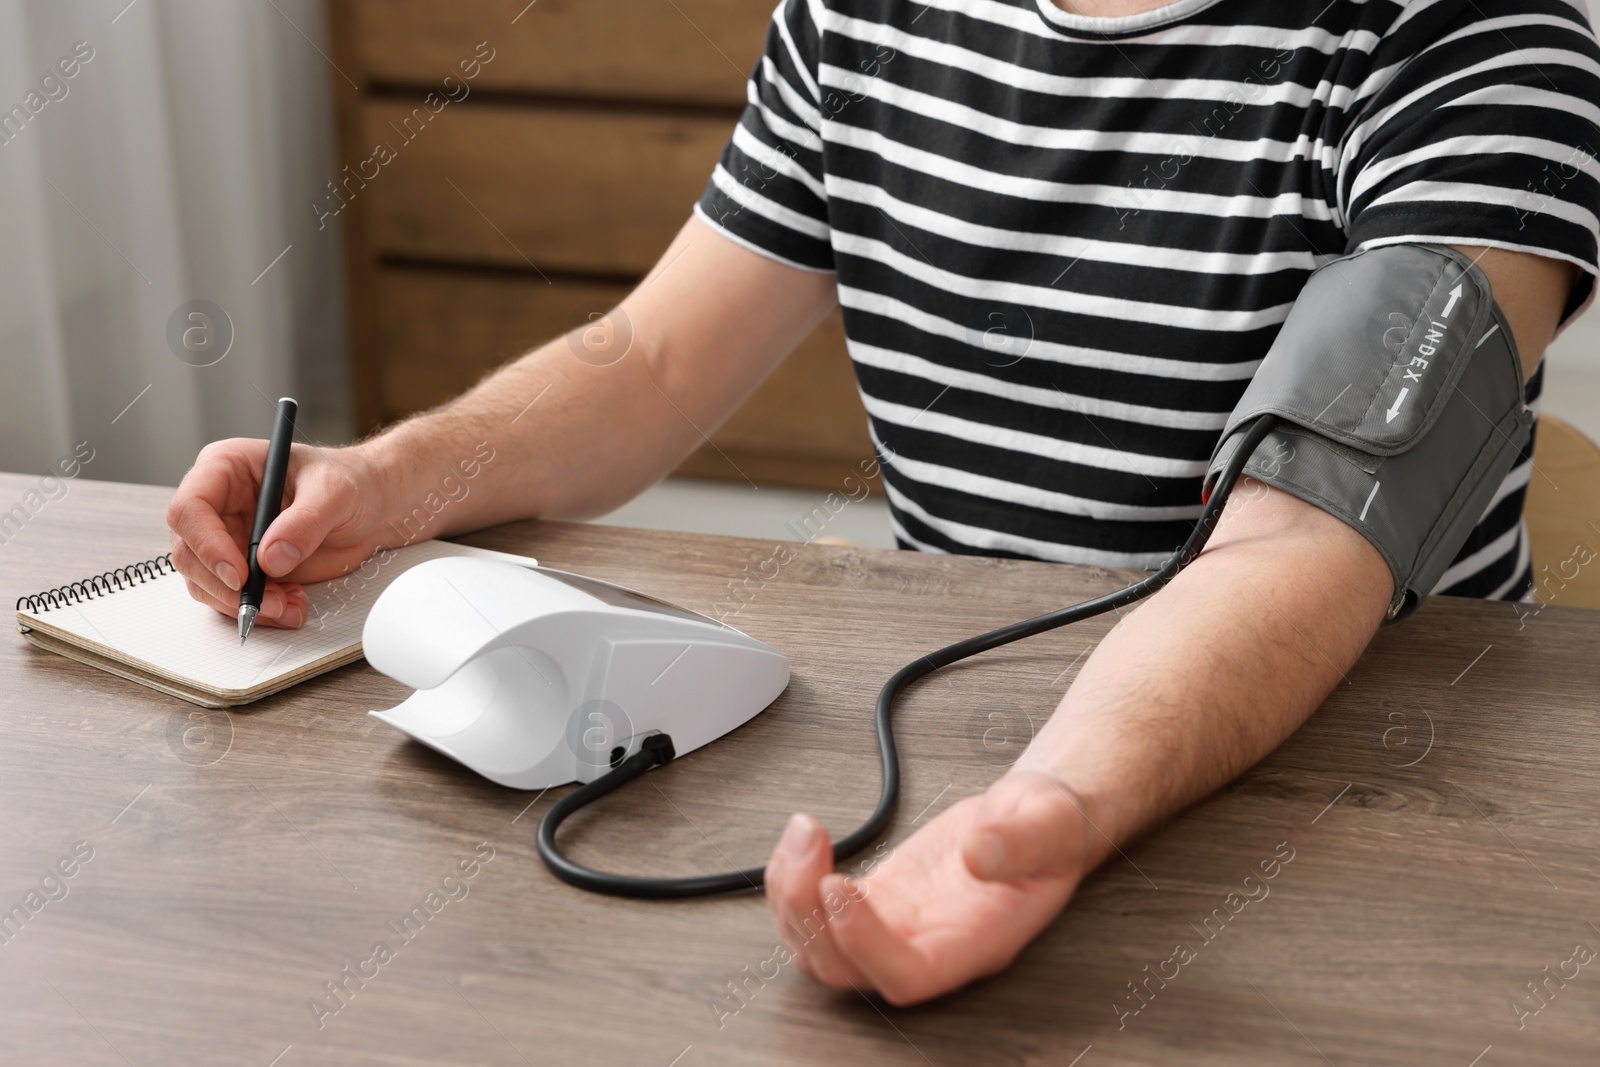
1203 244 1533 623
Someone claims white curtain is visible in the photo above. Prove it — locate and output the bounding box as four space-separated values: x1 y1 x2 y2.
0 0 349 487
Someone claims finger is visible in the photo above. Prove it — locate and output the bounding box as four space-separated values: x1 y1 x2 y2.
257 460 348 578
167 454 252 591
765 814 829 977
175 538 292 618
174 540 307 628
171 537 235 606
255 584 309 629
183 578 237 619
171 537 277 614
184 576 299 625
764 814 868 989
824 874 938 1006
962 772 1090 883
218 583 307 629
275 583 309 629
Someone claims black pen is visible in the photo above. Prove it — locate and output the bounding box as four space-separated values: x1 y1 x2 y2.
239 397 298 643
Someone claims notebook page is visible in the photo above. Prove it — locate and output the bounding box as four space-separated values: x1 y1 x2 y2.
18 541 536 694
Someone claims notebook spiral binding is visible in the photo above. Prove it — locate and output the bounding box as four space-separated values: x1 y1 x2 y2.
16 554 176 613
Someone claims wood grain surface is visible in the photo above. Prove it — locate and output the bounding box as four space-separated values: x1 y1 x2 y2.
2 473 1599 1066
347 0 767 107
362 102 734 275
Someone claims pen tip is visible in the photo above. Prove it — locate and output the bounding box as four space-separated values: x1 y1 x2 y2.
238 604 257 644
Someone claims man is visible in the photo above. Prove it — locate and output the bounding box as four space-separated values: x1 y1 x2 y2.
168 0 1597 1006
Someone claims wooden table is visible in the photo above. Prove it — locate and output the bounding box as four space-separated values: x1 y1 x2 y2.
3 472 1598 1066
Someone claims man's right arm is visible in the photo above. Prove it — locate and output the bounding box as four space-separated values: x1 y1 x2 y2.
166 213 838 628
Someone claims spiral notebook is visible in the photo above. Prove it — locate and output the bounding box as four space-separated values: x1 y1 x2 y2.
15 540 538 708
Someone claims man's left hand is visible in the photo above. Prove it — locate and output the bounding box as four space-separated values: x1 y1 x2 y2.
762 770 1093 1006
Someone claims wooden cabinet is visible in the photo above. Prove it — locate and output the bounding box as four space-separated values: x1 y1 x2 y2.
326 0 873 492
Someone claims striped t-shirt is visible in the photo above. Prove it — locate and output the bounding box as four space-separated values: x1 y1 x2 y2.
695 0 1600 601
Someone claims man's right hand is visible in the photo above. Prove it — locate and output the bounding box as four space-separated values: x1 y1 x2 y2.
166 440 389 630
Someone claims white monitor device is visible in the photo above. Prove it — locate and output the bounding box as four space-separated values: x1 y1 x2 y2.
363 557 790 789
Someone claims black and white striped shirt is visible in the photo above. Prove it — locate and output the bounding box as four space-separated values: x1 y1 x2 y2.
695 0 1600 601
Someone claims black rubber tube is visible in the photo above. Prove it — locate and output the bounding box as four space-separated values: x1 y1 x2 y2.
535 416 1282 898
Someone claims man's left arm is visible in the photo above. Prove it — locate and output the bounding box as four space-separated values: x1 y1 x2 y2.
762 246 1576 1006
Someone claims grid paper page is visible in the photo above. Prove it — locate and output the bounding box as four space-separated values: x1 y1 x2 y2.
18 541 535 695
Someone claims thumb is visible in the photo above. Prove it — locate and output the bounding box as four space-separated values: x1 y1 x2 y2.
962 771 1093 883
256 471 347 578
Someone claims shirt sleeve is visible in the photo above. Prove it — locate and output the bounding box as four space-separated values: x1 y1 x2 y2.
694 0 834 273
1338 0 1600 335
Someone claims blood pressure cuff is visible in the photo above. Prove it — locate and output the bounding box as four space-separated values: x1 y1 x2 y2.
1202 244 1533 624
